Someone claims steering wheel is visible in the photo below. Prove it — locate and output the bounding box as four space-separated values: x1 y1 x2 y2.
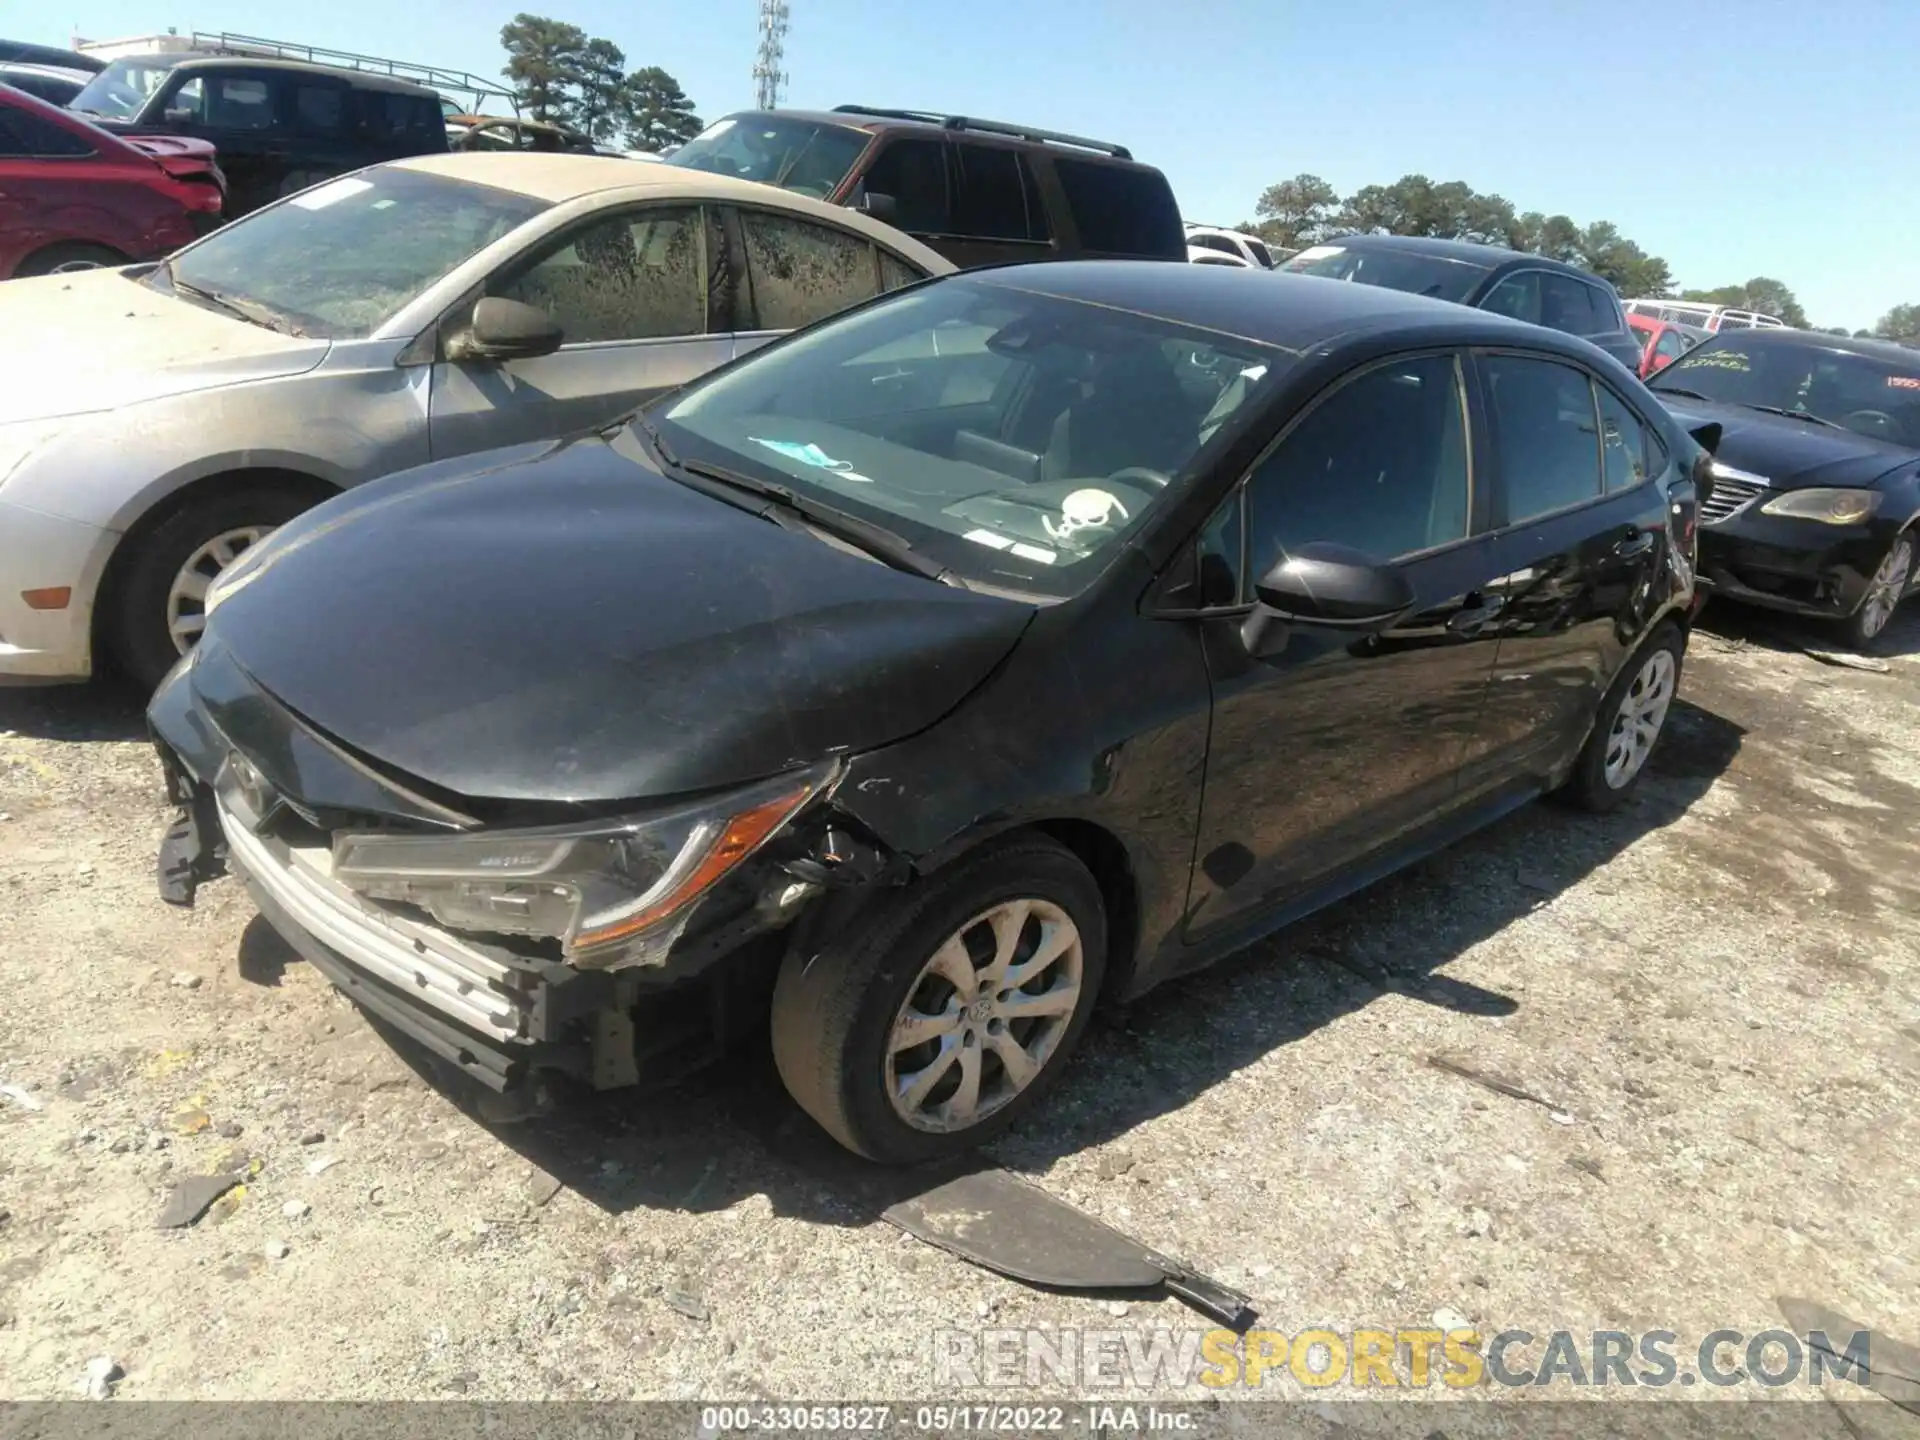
1105 467 1171 491
1845 409 1896 435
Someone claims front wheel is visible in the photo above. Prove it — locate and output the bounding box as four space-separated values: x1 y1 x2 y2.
15 242 127 277
1561 623 1684 813
108 485 322 692
771 835 1106 1165
1842 532 1913 653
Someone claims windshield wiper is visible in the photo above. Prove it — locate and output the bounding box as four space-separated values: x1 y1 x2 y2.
1735 402 1844 430
673 457 954 585
1651 386 1712 402
164 261 307 336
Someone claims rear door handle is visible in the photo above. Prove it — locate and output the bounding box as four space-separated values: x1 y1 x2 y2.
1614 529 1655 558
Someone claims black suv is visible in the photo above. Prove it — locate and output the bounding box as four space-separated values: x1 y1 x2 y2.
666 104 1185 269
69 55 446 217
1281 235 1645 372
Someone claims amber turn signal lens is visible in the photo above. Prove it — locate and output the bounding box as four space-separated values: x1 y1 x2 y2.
570 783 814 951
22 587 72 611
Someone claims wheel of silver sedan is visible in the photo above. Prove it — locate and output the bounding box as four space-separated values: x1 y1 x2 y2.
886 898 1084 1134
1855 536 1913 641
166 525 273 654
1603 647 1676 790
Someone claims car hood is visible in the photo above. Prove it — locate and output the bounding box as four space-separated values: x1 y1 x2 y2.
0 268 327 424
199 433 1035 806
1659 396 1918 490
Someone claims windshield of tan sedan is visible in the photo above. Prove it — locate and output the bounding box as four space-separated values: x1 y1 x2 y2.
1280 243 1489 304
667 115 869 199
1652 336 1920 447
156 168 548 339
656 278 1285 596
69 58 175 118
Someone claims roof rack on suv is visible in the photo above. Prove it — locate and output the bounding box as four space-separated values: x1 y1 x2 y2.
830 105 1131 160
187 31 519 114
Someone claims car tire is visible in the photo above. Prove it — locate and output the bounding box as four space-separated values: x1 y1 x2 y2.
14 242 128 278
1561 622 1685 814
108 485 322 693
1840 531 1913 654
771 834 1107 1166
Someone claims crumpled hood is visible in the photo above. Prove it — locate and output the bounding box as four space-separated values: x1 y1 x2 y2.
1663 398 1918 490
0 268 328 424
201 434 1035 805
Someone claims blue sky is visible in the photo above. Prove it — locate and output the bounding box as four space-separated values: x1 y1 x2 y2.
37 0 1917 329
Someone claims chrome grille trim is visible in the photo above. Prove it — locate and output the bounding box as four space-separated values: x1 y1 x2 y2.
1701 478 1766 524
218 797 529 1040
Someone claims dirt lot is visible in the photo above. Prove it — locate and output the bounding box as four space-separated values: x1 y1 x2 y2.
1 604 1916 1411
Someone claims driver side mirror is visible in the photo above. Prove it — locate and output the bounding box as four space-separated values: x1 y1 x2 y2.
853 189 899 222
1242 543 1414 656
448 297 564 363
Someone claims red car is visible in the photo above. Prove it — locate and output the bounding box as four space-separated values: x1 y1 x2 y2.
0 82 223 279
1627 312 1704 380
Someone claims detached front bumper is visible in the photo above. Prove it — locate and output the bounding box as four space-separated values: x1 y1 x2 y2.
1696 507 1897 619
0 497 112 682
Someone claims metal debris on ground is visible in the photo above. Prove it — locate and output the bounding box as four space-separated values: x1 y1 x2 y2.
154 1172 243 1230
1426 1053 1569 1115
80 1355 122 1400
883 1166 1257 1331
1805 649 1893 673
664 1287 710 1323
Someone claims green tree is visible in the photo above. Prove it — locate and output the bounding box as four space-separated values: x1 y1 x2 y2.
621 66 701 152
1679 278 1807 329
573 37 628 143
1246 173 1339 250
1874 302 1920 345
500 13 587 123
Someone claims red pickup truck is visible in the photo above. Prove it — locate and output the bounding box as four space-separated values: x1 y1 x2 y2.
1 82 224 279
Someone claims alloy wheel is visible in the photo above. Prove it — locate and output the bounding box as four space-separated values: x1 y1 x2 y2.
1604 647 1676 790
49 258 107 274
1856 537 1914 641
885 898 1084 1134
166 525 273 654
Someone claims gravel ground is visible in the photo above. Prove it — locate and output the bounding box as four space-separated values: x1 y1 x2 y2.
1 603 1916 1414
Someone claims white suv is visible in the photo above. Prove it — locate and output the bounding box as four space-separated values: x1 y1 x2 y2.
1184 225 1276 269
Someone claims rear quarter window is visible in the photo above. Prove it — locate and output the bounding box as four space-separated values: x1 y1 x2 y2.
1052 157 1182 257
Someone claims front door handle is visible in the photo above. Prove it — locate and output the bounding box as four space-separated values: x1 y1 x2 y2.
1446 593 1506 635
1613 529 1655 558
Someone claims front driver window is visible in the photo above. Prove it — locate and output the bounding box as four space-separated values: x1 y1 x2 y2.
493 207 706 345
1244 353 1471 575
1482 272 1541 324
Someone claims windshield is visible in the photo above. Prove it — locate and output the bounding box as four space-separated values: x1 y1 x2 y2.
667 114 870 199
70 58 175 118
1652 336 1920 448
1280 243 1490 304
654 278 1285 597
158 168 548 340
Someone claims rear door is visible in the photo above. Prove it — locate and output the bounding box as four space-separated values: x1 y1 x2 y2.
281 74 356 187
1468 350 1672 793
427 203 731 460
940 140 1054 269
846 135 954 256
725 202 929 359
1183 350 1510 935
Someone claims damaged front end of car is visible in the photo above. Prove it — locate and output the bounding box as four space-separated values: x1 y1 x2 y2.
148 646 910 1102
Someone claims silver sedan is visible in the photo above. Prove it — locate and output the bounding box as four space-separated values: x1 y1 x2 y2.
0 153 951 688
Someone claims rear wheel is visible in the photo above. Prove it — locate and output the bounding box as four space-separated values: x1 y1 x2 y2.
771 835 1106 1165
15 242 127 277
1562 623 1684 813
108 485 323 692
1842 532 1913 653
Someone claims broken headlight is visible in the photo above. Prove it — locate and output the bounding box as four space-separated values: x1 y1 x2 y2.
331 760 838 968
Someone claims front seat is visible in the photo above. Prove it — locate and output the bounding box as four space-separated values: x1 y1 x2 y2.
1045 344 1192 480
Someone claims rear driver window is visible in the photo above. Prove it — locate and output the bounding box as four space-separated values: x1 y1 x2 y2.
1484 355 1604 521
739 209 885 331
1053 157 1182 256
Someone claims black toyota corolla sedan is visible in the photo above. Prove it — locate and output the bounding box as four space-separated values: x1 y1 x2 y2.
148 263 1708 1164
1648 329 1920 649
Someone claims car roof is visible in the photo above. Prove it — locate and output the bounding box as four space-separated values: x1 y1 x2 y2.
965 260 1578 353
1714 327 1920 364
0 61 88 79
730 106 1157 169
126 52 438 94
385 152 955 265
1319 232 1591 276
